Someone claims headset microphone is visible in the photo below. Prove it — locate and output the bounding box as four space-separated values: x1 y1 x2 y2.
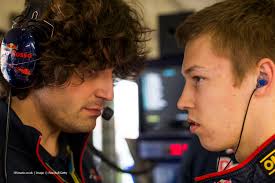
102 107 114 120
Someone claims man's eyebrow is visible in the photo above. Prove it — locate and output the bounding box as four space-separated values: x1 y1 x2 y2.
183 65 206 75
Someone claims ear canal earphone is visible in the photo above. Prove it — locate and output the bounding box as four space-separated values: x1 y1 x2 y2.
256 71 268 88
256 79 268 88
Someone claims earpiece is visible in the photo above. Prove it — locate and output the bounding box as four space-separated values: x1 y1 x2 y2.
256 79 268 88
1 27 40 88
256 71 269 88
0 0 53 89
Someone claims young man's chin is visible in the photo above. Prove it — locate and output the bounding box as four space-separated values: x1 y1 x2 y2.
62 122 97 133
198 137 225 152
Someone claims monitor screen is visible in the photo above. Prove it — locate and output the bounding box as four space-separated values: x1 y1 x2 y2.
138 56 189 136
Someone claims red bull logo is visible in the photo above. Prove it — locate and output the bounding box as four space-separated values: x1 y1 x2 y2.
7 63 32 76
6 43 18 50
6 43 33 59
14 66 32 76
13 51 33 59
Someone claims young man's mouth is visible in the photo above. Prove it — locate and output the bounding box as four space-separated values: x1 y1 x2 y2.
188 119 200 133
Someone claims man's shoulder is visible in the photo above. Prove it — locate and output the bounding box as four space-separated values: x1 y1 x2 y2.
0 99 7 121
195 135 275 183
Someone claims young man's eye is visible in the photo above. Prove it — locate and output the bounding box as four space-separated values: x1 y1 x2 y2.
192 76 205 84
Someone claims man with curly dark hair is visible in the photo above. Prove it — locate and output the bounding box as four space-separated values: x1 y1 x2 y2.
0 0 150 182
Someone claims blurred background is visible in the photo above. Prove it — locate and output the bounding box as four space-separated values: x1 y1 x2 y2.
1 1 236 183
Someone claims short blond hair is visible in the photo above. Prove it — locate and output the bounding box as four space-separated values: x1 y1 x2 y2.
176 0 275 85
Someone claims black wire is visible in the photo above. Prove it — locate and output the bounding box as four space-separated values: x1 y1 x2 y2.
235 87 257 155
217 87 257 172
88 144 155 175
4 89 11 183
222 158 232 171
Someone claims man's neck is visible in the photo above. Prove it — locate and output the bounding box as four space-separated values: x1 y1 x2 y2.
235 121 275 162
11 96 61 156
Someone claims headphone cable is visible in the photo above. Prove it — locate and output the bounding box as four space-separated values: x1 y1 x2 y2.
217 87 257 171
4 89 11 183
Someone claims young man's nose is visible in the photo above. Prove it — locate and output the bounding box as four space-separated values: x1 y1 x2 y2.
177 86 194 110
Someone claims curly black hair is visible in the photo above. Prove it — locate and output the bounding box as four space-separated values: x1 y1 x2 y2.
0 0 151 99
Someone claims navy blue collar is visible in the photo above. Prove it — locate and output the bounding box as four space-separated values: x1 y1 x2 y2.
0 99 89 175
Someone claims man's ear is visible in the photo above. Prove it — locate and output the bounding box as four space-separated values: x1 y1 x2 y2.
255 58 275 95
